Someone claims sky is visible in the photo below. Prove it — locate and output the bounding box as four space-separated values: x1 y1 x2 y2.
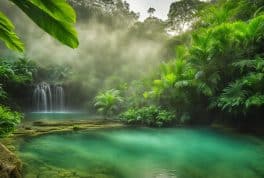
125 0 175 21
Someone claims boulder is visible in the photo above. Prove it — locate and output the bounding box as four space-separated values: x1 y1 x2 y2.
0 143 22 178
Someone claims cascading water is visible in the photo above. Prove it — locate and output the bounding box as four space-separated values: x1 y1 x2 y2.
33 82 65 112
54 85 64 111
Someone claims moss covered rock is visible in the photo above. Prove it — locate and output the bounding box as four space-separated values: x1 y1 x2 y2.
0 143 22 178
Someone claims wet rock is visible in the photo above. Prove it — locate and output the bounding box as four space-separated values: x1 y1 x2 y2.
0 143 22 178
25 127 32 130
15 119 124 137
24 173 37 178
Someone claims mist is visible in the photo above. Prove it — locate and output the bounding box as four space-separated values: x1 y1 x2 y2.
0 0 170 109
3 2 167 79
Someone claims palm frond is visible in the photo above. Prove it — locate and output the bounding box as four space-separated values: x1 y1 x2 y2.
245 94 264 108
217 81 248 112
233 57 264 72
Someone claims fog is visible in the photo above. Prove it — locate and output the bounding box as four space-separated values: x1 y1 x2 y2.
0 0 170 108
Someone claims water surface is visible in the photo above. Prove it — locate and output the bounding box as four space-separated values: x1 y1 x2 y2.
25 112 98 122
17 127 264 178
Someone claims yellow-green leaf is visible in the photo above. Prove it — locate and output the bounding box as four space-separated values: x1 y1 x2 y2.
0 12 24 52
0 11 15 31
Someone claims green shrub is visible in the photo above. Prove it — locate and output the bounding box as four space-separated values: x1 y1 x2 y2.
94 89 123 117
0 85 7 100
119 106 176 127
0 106 22 137
215 57 264 113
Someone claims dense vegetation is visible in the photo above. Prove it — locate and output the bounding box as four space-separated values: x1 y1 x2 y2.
0 105 22 136
94 89 123 117
0 0 78 137
94 0 264 130
0 0 264 136
120 106 176 127
0 57 36 136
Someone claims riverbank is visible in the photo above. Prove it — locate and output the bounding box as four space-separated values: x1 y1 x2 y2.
0 143 22 178
14 119 124 137
0 118 125 178
10 126 264 178
1 118 263 178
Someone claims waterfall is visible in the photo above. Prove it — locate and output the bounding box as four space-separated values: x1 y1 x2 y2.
54 86 64 111
33 82 65 112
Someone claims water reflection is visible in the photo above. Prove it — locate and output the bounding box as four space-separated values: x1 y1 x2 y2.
18 128 264 178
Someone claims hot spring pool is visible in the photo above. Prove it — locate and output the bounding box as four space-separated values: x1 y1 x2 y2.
25 112 98 122
16 128 264 178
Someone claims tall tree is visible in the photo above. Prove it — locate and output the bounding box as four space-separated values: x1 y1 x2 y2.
147 7 156 17
167 0 207 33
68 0 138 27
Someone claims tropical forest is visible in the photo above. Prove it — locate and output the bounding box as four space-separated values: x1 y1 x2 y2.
0 0 264 177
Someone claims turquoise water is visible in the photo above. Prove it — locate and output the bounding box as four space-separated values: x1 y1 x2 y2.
25 112 98 122
17 128 264 178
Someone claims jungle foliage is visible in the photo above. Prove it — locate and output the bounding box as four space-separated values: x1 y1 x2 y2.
167 0 208 33
0 105 22 137
146 6 264 124
0 0 78 137
0 57 37 137
94 89 124 117
120 106 176 127
0 57 37 101
93 0 264 129
68 0 138 28
1 0 264 133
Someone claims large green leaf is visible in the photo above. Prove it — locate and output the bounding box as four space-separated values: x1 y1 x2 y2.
28 0 76 23
0 12 24 52
11 0 79 48
0 11 14 31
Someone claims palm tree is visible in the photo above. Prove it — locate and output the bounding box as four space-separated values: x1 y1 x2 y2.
94 89 124 117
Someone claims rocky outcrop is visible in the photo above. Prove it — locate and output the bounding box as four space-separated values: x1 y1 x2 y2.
14 119 124 137
0 143 22 178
